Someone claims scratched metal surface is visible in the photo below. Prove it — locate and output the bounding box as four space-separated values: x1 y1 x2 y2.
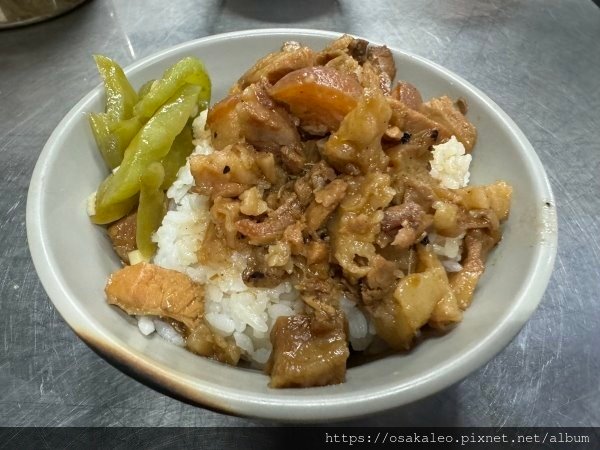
1 0 598 427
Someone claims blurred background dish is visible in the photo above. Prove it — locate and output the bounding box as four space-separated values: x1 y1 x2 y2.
0 0 87 29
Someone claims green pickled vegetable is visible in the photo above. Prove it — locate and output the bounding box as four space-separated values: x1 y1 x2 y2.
90 56 141 169
133 57 211 119
93 55 138 121
89 112 120 169
137 79 156 99
161 121 193 190
136 162 166 258
112 116 145 144
91 175 138 224
97 83 201 208
87 54 212 257
88 114 144 169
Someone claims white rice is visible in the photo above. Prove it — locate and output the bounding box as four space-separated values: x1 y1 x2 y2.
429 231 464 259
153 318 185 347
429 135 471 190
136 315 156 335
86 192 97 216
144 110 374 365
426 135 472 271
340 296 376 351
428 230 465 273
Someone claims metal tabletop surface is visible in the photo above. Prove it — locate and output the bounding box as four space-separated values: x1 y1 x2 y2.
1 0 599 427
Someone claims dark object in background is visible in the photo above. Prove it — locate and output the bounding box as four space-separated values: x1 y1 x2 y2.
0 0 88 29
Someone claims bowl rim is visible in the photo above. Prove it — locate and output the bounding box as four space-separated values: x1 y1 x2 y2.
26 27 558 422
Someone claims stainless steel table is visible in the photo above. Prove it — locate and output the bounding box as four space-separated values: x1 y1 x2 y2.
1 0 599 427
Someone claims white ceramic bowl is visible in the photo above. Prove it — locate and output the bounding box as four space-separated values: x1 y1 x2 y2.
27 29 557 422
